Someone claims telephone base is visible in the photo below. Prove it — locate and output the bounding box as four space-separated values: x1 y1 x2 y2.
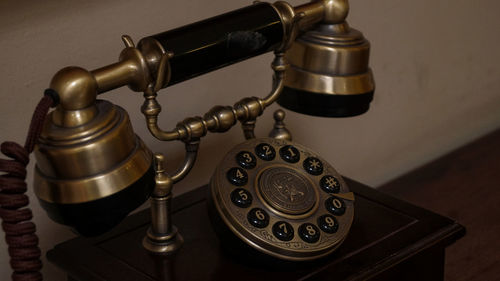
49 178 464 281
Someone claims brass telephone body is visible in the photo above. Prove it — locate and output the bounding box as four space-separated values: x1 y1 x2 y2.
209 137 354 261
0 1 377 280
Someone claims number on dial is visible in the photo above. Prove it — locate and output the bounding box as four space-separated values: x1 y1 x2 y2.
226 167 248 186
255 143 276 161
247 208 269 228
230 188 252 208
236 151 256 169
298 223 320 243
325 196 346 216
279 145 300 163
318 214 339 233
272 221 294 241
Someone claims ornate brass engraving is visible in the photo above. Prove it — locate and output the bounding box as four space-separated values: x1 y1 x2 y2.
258 166 316 215
210 137 354 261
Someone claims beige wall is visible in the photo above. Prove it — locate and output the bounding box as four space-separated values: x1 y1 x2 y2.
1 0 499 279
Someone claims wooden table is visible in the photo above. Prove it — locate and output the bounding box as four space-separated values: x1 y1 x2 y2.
380 128 500 281
47 177 464 281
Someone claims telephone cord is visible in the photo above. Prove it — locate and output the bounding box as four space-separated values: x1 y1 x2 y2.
0 91 57 281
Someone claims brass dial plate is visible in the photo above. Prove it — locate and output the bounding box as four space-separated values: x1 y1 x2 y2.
210 138 354 261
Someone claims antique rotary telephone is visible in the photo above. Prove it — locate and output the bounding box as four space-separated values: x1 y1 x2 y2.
0 0 374 279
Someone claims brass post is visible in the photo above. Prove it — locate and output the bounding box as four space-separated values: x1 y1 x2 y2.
142 154 184 255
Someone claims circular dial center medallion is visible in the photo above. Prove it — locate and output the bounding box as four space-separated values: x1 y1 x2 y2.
258 166 316 215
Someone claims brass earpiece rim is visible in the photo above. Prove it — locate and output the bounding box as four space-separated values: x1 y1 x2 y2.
285 68 374 96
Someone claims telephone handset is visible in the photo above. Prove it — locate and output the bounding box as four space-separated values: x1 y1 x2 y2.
209 137 354 261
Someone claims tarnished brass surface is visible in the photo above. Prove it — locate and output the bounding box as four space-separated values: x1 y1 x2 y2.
137 37 168 88
34 34 159 206
34 136 152 204
50 105 98 128
318 0 349 24
210 138 354 261
46 35 153 129
255 165 320 218
40 0 372 142
170 141 200 183
284 23 374 96
49 67 98 127
141 52 287 142
93 35 151 93
143 153 184 255
272 0 351 51
143 226 184 255
34 100 152 204
50 67 97 111
36 101 136 178
268 109 292 141
292 1 324 29
287 24 369 75
271 1 295 46
286 68 374 95
271 1 301 52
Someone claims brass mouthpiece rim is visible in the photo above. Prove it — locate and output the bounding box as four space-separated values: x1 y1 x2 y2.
34 138 153 204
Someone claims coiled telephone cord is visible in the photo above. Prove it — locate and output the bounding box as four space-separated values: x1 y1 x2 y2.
0 91 57 281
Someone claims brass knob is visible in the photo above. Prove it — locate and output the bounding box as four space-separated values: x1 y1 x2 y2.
320 0 349 24
269 109 292 141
